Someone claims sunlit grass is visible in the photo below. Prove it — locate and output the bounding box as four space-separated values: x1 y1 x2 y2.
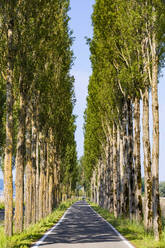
90 202 165 248
0 199 76 248
0 202 4 210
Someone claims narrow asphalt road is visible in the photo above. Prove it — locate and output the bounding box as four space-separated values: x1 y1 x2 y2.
32 201 134 248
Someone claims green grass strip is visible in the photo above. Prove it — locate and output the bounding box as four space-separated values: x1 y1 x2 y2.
0 202 4 210
0 199 76 248
90 202 165 248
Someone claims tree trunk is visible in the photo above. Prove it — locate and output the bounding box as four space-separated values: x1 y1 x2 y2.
109 130 114 213
49 162 54 214
53 157 58 207
151 33 162 240
106 138 111 210
4 15 14 236
122 102 129 215
133 97 142 222
36 132 40 221
119 121 124 215
25 104 32 228
117 125 121 214
113 122 119 218
97 163 100 206
15 75 25 233
142 87 152 231
31 103 37 224
39 132 45 220
43 142 47 217
46 143 49 216
127 99 135 220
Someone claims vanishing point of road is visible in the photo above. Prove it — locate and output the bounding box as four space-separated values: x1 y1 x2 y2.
32 201 134 248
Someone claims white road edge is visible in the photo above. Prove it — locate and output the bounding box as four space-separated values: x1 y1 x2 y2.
31 202 135 248
31 207 71 248
88 205 135 248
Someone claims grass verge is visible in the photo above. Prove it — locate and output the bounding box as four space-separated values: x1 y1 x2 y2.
0 202 4 210
0 199 76 248
90 202 165 248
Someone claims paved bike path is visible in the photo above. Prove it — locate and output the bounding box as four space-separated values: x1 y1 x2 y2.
32 201 134 248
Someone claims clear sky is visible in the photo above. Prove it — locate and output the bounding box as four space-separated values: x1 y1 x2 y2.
0 0 164 182
69 0 95 159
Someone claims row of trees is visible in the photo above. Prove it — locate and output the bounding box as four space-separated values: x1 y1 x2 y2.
84 0 165 241
0 0 77 236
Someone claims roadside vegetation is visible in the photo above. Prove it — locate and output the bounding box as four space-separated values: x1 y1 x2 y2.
0 200 75 248
0 202 4 210
90 202 165 248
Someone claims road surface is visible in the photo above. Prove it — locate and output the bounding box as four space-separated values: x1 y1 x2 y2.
32 201 134 248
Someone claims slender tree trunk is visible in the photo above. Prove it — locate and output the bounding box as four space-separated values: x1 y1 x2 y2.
39 132 44 220
43 142 47 217
46 143 49 215
117 125 121 214
142 87 152 231
15 75 25 233
53 157 58 207
97 163 101 205
119 121 124 215
31 103 37 224
109 130 114 213
133 97 142 222
113 122 119 218
91 175 94 202
4 13 14 236
93 169 97 204
49 157 54 214
127 99 135 220
122 102 129 215
36 132 40 221
151 33 161 240
25 104 32 228
106 138 111 210
105 139 110 209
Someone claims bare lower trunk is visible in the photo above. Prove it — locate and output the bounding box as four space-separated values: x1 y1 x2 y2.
106 138 111 210
46 143 49 216
15 76 25 233
49 166 53 214
151 35 161 240
105 139 110 209
113 123 119 218
36 132 40 221
25 104 32 228
119 122 124 215
4 8 14 237
39 132 45 220
4 72 13 236
122 102 129 215
97 163 101 205
133 98 142 222
31 105 37 224
109 131 114 213
127 99 135 220
117 125 121 214
142 88 152 231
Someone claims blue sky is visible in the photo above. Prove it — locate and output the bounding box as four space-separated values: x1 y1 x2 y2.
0 0 164 182
69 0 95 159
